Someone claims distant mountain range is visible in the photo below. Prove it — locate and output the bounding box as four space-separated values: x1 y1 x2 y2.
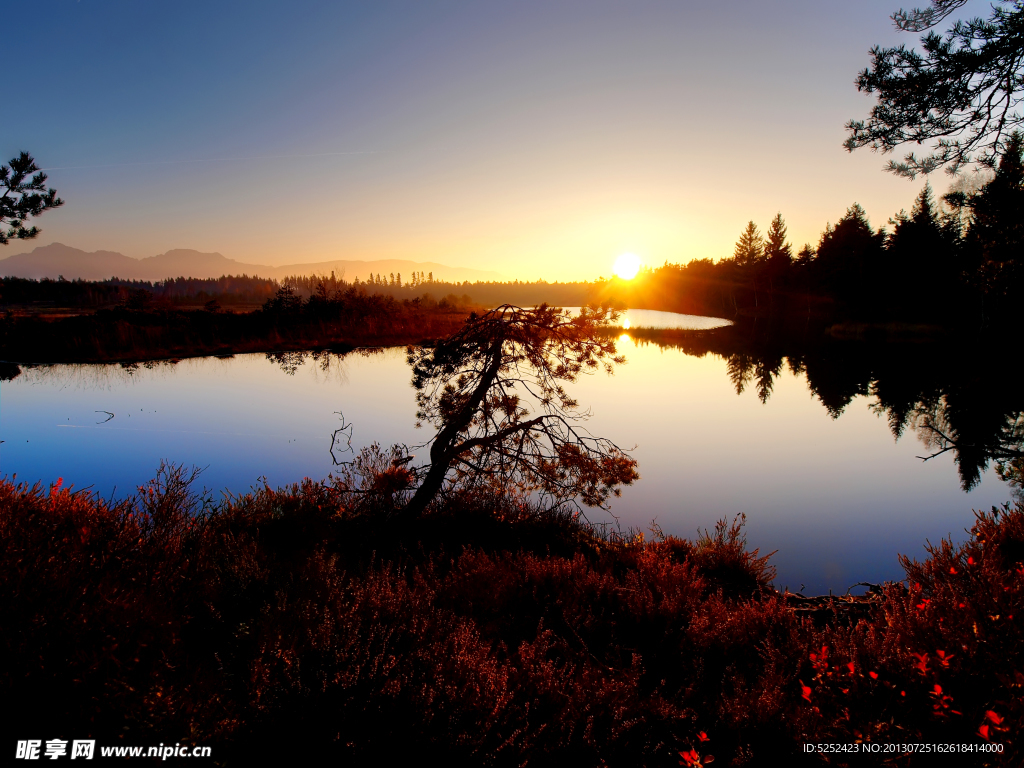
0 243 503 284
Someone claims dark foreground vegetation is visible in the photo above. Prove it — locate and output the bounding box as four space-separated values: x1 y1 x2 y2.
1 462 1021 766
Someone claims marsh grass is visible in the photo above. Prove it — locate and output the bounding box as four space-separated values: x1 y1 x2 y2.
1 459 1020 765
0 288 475 364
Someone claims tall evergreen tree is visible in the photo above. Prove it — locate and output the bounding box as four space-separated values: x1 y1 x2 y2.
962 131 1024 310
762 213 793 292
763 213 792 264
732 221 764 267
912 183 939 227
814 203 886 313
885 183 957 317
794 244 816 268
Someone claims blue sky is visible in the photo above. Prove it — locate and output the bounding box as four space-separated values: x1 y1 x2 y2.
5 0 936 279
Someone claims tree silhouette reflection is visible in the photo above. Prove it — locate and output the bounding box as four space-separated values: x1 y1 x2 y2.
630 324 1022 492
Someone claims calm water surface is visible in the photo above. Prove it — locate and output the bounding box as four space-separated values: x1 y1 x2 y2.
0 320 1012 594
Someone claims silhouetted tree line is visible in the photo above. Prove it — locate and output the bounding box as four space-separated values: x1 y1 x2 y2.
294 135 1023 326
0 281 476 363
316 130 1020 327
6 134 1022 360
0 270 590 316
601 133 1024 329
285 269 445 294
7 133 1023 334
285 271 596 309
0 274 282 310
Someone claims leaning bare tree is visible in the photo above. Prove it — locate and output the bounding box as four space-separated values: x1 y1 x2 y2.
400 304 639 519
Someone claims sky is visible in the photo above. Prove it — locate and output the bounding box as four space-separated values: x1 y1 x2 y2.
3 0 945 280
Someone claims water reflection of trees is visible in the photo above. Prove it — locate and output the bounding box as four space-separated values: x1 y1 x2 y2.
907 397 1023 491
264 347 390 382
9 358 190 390
630 327 1022 491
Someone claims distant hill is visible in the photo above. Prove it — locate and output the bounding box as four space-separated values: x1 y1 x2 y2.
0 243 503 284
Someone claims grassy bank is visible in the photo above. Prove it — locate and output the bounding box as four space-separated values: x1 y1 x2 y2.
1 460 1020 765
0 289 475 364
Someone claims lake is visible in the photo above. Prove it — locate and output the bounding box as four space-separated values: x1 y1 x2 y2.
0 311 1015 594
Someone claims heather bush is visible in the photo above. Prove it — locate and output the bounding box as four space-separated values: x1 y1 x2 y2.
2 464 1020 765
793 504 1023 755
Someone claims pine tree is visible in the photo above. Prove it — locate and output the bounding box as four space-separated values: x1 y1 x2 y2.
404 305 637 518
814 203 886 309
885 183 954 317
764 213 792 265
846 0 1024 176
795 244 816 268
963 131 1024 307
761 213 793 291
1 152 63 245
912 183 941 229
733 221 764 267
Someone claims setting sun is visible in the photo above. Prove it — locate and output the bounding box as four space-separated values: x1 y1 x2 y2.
613 253 641 280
